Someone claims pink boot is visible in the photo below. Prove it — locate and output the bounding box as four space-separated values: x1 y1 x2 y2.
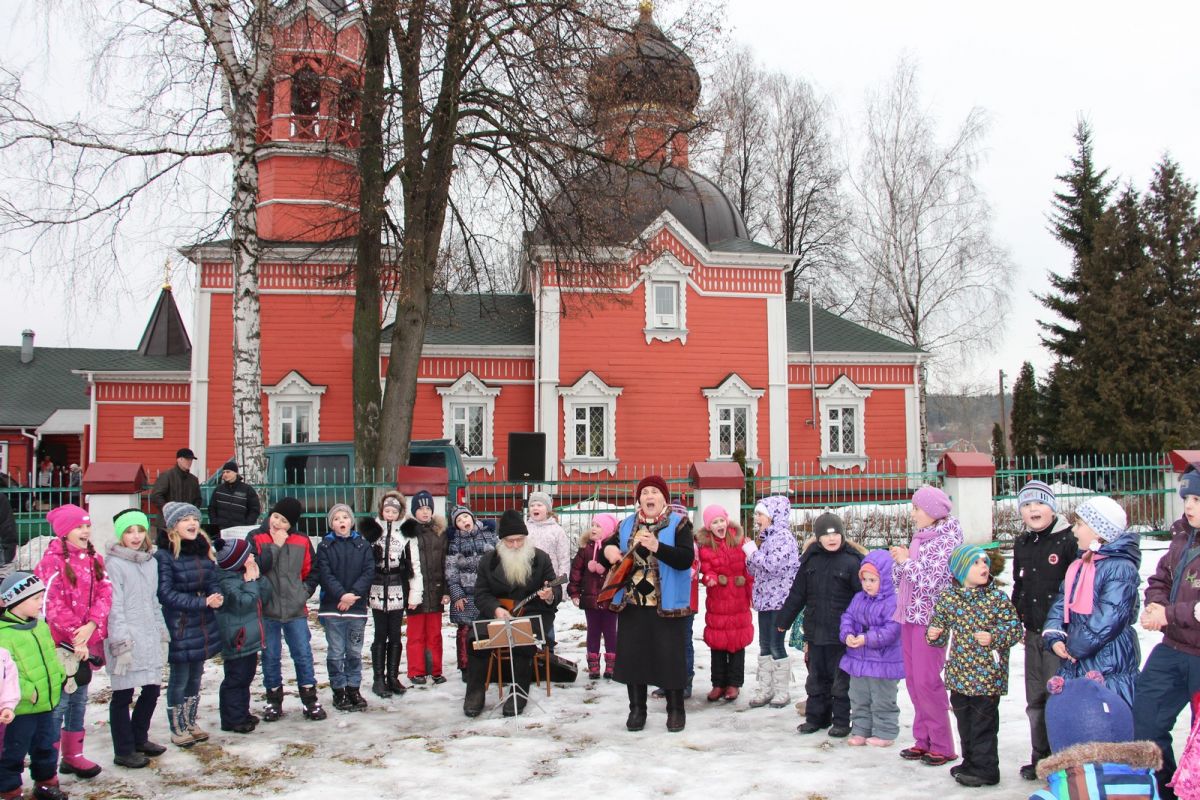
604 652 617 679
58 730 101 779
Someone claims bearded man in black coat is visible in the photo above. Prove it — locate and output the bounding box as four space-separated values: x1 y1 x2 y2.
463 510 560 718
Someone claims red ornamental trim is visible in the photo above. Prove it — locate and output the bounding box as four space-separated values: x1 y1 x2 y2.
789 364 916 386
95 383 191 402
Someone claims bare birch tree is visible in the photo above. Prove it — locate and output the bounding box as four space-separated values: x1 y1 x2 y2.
706 45 769 237
848 59 1013 459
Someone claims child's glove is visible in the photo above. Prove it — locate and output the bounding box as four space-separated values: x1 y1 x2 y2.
587 560 606 575
741 540 758 556
733 576 746 587
112 650 133 677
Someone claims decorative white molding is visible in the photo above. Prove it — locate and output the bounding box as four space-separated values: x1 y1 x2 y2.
703 374 764 464
640 251 691 344
767 295 790 481
437 373 500 473
816 374 873 471
265 370 327 446
558 371 622 475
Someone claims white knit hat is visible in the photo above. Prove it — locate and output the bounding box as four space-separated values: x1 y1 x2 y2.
1076 497 1127 542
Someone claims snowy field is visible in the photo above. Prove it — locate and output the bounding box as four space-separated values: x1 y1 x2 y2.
61 540 1190 800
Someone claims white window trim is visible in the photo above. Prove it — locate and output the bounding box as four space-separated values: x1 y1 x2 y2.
436 372 500 474
558 371 622 474
641 251 691 344
0 442 7 476
816 374 873 471
702 374 764 467
265 370 327 446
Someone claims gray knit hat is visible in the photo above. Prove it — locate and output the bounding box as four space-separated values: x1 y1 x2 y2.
527 491 552 512
0 572 45 608
327 503 354 529
162 501 201 531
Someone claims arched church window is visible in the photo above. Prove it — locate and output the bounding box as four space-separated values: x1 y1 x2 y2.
335 79 359 144
290 67 321 138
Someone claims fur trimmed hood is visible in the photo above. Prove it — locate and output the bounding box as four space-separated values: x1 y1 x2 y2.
1037 741 1163 779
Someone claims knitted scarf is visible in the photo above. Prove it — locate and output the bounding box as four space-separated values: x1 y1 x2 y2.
1062 553 1107 622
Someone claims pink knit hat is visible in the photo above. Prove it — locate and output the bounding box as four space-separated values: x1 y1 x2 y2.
912 486 952 520
702 504 729 529
47 504 90 538
592 513 618 538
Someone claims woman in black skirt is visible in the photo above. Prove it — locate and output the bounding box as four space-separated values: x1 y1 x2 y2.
600 475 695 733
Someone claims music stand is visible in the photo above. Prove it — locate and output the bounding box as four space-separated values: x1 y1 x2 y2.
472 616 546 718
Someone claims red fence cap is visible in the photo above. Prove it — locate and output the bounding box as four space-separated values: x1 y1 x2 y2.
395 466 448 497
689 461 746 489
81 463 148 494
938 452 996 478
1168 450 1200 474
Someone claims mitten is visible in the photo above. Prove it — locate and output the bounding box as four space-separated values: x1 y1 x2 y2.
587 560 606 575
717 575 728 586
112 650 133 677
741 540 758 556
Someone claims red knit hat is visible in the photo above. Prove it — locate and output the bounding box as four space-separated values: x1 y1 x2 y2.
635 475 670 502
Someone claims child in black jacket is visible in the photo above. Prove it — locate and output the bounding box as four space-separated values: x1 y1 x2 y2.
779 512 864 737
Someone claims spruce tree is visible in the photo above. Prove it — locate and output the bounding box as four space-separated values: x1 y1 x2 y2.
991 422 1007 468
1009 362 1041 457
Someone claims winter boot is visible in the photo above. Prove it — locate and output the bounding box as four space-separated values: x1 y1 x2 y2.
58 731 101 779
331 688 350 711
625 684 648 732
262 687 284 722
184 696 209 742
371 643 392 698
299 684 327 720
166 706 196 748
604 652 616 679
748 655 775 708
113 752 151 769
769 657 792 708
33 779 69 800
586 653 601 680
463 655 487 718
346 686 368 711
386 643 408 694
665 689 686 732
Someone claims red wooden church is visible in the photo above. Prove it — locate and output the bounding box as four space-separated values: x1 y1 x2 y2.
0 0 924 486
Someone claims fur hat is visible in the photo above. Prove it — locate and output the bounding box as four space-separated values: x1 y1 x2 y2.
215 538 251 572
527 491 552 511
497 509 528 538
0 572 44 608
269 497 303 530
1076 497 1127 543
1046 672 1133 753
162 502 200 532
326 503 354 530
912 486 952 520
47 504 90 538
949 544 988 584
1018 479 1057 512
635 475 670 502
411 491 434 514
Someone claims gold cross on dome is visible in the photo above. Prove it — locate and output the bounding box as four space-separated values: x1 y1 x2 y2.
639 0 652 14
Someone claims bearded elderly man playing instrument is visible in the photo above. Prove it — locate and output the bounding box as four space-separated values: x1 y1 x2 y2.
462 510 560 718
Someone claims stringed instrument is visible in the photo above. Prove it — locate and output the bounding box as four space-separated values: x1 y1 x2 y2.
597 526 661 606
498 575 567 616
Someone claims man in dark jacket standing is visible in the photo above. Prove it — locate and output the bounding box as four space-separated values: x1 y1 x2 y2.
1135 469 1200 800
207 460 261 534
462 510 559 718
1011 480 1077 781
150 448 202 517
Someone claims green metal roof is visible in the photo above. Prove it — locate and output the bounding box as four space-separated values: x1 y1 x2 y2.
709 237 786 255
382 293 535 348
786 301 922 355
0 347 190 428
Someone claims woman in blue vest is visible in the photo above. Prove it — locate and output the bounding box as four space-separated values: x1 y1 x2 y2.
600 475 695 733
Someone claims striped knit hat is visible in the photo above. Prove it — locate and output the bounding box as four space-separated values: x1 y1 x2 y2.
1018 479 1057 513
1075 497 1126 543
949 544 988 585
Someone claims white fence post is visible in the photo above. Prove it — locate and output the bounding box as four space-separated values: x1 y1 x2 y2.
81 463 148 554
689 462 747 530
938 452 995 546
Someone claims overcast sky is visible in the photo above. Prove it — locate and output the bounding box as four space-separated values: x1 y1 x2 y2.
2 0 1198 394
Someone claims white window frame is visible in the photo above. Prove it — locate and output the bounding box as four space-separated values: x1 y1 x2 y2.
265 370 327 446
641 252 690 344
815 374 873 471
558 371 622 474
703 374 764 467
0 442 7 477
276 401 313 445
437 373 500 474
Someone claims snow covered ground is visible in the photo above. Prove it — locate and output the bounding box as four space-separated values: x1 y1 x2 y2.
64 540 1190 800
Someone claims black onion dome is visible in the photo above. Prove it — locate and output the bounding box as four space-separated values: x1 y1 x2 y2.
533 164 749 249
587 5 701 114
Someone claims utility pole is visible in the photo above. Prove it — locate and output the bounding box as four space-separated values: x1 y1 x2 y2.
998 369 1008 466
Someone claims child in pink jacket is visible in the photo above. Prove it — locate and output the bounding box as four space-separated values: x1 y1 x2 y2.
35 504 112 780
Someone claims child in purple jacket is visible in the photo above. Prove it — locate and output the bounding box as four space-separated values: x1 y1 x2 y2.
840 549 904 747
745 495 800 709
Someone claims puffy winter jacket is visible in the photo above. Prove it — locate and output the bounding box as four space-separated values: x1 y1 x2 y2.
567 541 608 612
745 496 800 611
525 516 572 580
779 537 864 646
104 543 168 692
0 610 64 714
248 526 319 621
445 521 496 625
34 538 112 659
0 648 18 716
893 515 964 625
155 530 221 664
928 582 1023 695
360 516 422 612
207 477 261 532
1013 515 1078 634
1144 515 1200 656
411 517 448 615
215 568 271 660
1030 740 1162 800
696 524 754 652
839 549 903 680
1042 532 1142 707
315 530 375 618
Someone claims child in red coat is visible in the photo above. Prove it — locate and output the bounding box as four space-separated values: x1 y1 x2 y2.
697 504 754 702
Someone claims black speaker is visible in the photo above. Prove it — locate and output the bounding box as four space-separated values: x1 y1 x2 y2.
507 432 546 482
